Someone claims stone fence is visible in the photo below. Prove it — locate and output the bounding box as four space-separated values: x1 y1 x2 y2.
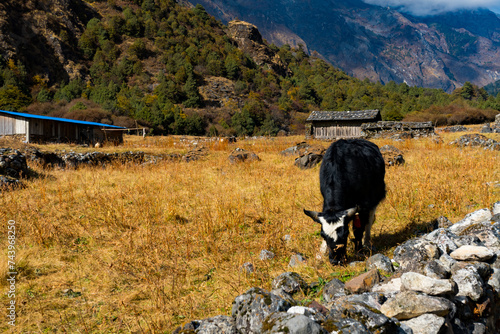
175 203 500 334
361 121 435 139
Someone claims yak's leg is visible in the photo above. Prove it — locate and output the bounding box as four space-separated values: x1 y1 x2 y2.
352 213 364 251
363 208 376 249
353 208 376 251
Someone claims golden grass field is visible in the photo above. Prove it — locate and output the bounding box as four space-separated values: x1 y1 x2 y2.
0 128 499 333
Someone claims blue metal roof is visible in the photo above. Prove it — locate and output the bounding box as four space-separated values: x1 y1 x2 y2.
0 109 126 129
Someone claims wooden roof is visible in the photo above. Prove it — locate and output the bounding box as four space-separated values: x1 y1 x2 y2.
306 110 380 122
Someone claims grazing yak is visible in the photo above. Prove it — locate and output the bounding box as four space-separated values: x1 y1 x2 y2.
304 138 386 265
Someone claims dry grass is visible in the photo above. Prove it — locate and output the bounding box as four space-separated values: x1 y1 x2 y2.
0 129 499 333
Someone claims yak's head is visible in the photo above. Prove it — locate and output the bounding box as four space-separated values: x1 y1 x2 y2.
303 207 358 265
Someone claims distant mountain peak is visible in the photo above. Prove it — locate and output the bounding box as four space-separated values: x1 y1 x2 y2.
189 0 500 92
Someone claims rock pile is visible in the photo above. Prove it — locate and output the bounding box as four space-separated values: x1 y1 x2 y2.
182 147 209 162
443 125 469 132
281 142 326 169
28 149 149 168
228 148 260 163
175 203 500 334
0 148 33 189
449 134 500 150
379 145 405 166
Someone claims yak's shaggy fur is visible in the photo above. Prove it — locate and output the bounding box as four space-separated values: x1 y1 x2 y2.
304 139 386 265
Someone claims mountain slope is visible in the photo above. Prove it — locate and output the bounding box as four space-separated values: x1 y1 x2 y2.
0 0 96 84
188 0 500 92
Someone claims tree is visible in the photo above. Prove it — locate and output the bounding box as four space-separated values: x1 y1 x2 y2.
0 85 32 111
461 81 474 100
231 109 255 136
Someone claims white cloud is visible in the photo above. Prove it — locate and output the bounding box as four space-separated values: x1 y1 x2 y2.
362 0 500 16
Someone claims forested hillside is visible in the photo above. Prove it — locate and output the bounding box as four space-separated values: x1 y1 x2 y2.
0 0 499 136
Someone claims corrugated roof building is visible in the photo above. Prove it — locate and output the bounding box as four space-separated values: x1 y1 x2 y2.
305 110 381 139
0 110 126 144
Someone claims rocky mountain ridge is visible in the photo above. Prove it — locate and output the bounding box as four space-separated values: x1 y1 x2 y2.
188 0 500 92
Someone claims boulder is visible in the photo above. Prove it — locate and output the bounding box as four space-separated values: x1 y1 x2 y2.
400 313 446 334
271 272 308 296
344 269 381 294
400 272 456 296
322 279 347 303
228 148 260 163
262 312 327 334
232 287 291 334
366 253 394 273
380 291 455 320
174 315 237 334
379 145 405 166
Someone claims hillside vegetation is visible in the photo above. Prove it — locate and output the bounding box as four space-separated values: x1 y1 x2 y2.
0 0 499 136
0 131 499 332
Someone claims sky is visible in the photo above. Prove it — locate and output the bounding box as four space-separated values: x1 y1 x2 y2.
362 0 500 16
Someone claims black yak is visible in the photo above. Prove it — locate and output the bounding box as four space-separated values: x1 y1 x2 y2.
304 138 386 265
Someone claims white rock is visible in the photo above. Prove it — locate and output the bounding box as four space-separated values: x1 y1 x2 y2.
380 291 454 320
401 272 455 296
401 313 446 334
287 306 324 322
372 277 402 296
449 208 492 235
449 245 494 261
453 266 485 301
487 268 500 292
492 201 500 215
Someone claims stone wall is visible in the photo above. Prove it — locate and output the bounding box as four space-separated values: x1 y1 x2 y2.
175 203 500 334
361 121 435 139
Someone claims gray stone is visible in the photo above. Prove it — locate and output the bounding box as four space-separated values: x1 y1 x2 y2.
186 315 238 334
366 253 394 273
424 260 451 279
449 209 493 235
287 306 326 323
455 235 483 247
261 312 328 334
260 249 275 260
322 278 347 303
325 318 370 333
232 287 291 334
380 291 455 320
271 272 308 296
393 238 440 273
493 202 500 215
474 229 500 248
438 254 457 272
241 262 255 274
288 253 306 267
228 148 260 163
451 261 492 281
372 277 402 297
400 272 456 296
425 228 459 254
327 294 400 333
450 245 494 261
270 288 297 306
294 153 323 169
452 266 485 301
400 313 445 334
488 268 500 292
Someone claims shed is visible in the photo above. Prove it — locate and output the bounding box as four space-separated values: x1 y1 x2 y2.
0 109 126 144
305 109 381 139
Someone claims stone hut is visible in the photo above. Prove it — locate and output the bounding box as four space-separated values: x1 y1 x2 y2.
0 109 126 145
305 110 381 140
